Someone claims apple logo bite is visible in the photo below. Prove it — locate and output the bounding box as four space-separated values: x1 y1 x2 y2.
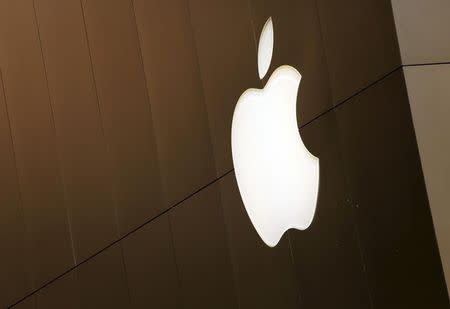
231 17 320 247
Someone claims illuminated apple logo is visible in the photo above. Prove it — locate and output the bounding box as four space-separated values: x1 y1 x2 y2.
231 17 320 247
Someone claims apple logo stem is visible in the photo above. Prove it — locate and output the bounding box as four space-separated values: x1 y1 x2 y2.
231 17 320 247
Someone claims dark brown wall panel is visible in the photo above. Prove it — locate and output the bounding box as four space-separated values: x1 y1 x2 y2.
336 70 448 308
0 0 74 287
133 0 215 205
77 244 130 308
170 182 237 309
36 272 79 309
12 295 35 309
81 0 163 235
219 174 299 308
34 0 117 262
122 215 179 308
317 0 401 103
249 0 333 125
0 73 30 307
188 0 259 175
292 111 371 308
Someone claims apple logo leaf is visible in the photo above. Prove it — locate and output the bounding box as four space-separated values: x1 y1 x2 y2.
257 17 274 80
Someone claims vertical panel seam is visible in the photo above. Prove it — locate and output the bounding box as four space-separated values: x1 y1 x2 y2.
118 243 133 306
351 208 375 309
286 232 302 307
0 64 30 307
388 0 405 66
217 173 243 309
185 0 219 178
129 0 165 204
315 0 375 303
185 2 240 307
313 0 334 105
78 0 121 242
167 214 184 308
32 0 77 266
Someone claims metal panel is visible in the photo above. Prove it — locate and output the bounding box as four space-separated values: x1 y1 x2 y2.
219 173 299 308
133 0 216 206
34 0 117 262
36 272 79 309
189 0 259 175
316 0 401 103
335 70 448 308
122 215 179 308
81 0 163 235
291 110 372 308
0 0 74 287
0 71 30 307
11 296 35 309
77 244 130 308
169 182 238 309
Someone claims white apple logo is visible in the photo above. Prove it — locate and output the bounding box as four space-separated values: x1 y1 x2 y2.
231 17 320 247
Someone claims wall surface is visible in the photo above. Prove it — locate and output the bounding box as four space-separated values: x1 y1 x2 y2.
392 0 450 296
0 0 448 308
404 65 450 295
391 0 450 65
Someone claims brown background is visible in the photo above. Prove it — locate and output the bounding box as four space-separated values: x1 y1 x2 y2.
0 0 448 308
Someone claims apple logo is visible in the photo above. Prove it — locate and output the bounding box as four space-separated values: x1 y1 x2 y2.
231 17 320 247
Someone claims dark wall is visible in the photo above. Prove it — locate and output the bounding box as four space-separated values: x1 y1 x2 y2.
0 0 447 308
